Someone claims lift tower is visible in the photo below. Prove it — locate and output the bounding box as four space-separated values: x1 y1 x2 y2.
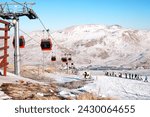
0 0 38 75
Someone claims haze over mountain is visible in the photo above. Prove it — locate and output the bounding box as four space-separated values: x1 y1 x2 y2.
8 24 150 69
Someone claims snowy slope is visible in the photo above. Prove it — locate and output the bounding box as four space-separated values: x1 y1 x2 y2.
1 69 150 100
40 71 150 100
89 75 150 100
52 24 150 68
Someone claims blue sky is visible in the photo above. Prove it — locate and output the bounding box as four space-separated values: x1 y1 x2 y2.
1 0 150 31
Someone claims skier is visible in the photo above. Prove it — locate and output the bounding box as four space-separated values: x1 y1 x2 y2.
144 76 148 82
131 74 134 79
118 73 122 78
83 71 91 79
136 75 140 80
125 73 127 78
135 74 137 80
139 75 143 81
109 72 112 76
129 73 131 79
105 71 108 76
112 72 114 77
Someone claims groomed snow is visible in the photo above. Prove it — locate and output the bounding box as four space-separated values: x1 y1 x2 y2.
42 70 150 100
0 69 150 100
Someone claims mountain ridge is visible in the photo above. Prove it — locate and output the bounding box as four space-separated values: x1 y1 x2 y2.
8 24 150 69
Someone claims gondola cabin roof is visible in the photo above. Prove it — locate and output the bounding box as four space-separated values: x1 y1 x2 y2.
40 38 52 51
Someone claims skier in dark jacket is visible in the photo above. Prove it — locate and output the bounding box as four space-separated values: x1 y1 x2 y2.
83 71 91 79
125 73 128 78
129 73 131 79
144 76 148 82
131 74 134 79
83 72 87 78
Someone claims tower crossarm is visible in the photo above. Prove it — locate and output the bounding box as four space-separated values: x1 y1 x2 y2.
0 2 38 20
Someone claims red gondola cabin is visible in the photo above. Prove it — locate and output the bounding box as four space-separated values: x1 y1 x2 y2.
68 57 72 61
13 36 25 48
61 57 67 63
51 56 56 61
40 38 52 51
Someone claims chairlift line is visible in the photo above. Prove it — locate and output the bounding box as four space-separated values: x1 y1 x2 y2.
19 29 40 44
36 13 73 54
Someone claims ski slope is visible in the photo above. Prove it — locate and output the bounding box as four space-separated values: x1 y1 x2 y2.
91 75 150 100
0 69 150 100
44 70 150 100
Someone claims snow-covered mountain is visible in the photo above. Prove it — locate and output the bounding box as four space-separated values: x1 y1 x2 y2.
8 24 150 69
54 24 150 68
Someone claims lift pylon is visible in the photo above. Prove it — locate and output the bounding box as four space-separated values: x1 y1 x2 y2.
0 1 38 75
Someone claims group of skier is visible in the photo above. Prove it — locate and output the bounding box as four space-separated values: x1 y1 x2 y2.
105 71 148 82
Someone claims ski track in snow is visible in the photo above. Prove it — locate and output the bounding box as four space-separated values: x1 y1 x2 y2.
92 76 150 100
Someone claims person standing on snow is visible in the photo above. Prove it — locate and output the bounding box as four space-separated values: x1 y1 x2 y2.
144 76 148 82
83 71 91 79
129 73 131 79
125 73 127 78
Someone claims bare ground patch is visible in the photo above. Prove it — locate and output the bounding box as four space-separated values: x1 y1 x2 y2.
0 81 113 100
0 81 66 100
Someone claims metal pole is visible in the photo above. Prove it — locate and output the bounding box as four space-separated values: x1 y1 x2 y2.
67 54 69 74
14 18 20 75
66 63 69 74
42 52 45 73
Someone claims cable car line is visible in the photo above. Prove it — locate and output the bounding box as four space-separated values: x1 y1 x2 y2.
11 0 73 54
4 0 74 67
19 28 40 44
36 14 73 53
